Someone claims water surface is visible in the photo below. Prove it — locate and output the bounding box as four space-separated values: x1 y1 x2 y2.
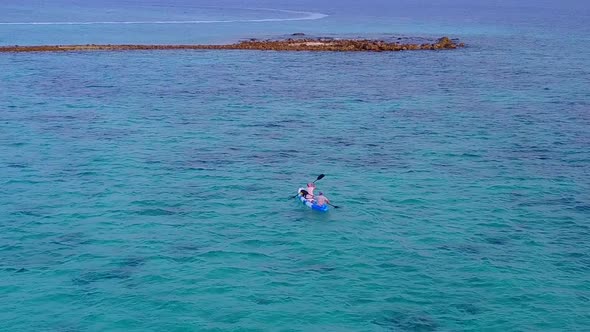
1 0 589 331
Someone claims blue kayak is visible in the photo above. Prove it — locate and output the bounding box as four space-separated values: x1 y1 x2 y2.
296 188 329 212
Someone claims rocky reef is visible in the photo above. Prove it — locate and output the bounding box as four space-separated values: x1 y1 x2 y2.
219 36 464 51
0 36 464 53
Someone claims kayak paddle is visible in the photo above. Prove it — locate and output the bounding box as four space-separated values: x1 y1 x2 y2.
313 174 325 183
328 202 340 209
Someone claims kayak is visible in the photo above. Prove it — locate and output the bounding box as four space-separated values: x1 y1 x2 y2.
296 188 329 212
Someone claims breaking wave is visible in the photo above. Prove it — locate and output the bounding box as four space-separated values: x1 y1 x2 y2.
0 8 328 25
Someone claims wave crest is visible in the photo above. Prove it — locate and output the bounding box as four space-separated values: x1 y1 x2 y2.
0 8 328 25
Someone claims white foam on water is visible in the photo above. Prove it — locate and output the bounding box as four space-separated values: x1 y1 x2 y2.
0 8 328 25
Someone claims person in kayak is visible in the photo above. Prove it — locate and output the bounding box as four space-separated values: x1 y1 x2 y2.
305 183 316 202
315 192 330 207
298 189 313 202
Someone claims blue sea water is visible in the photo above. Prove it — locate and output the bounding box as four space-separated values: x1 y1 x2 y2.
1 0 589 330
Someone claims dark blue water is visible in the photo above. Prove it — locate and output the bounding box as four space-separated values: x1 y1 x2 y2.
1 1 589 330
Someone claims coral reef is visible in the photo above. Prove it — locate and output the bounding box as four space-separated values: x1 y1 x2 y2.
0 36 464 53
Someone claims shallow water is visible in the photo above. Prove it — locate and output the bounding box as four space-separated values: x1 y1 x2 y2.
1 1 589 331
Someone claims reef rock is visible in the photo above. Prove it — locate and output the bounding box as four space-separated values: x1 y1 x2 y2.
0 36 465 53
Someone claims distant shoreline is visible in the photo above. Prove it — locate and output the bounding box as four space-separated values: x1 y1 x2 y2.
0 36 464 53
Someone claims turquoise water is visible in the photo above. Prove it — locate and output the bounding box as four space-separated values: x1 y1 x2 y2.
1 1 590 331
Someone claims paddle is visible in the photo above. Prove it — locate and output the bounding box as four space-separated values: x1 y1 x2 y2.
290 174 325 198
313 174 325 183
327 202 340 209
